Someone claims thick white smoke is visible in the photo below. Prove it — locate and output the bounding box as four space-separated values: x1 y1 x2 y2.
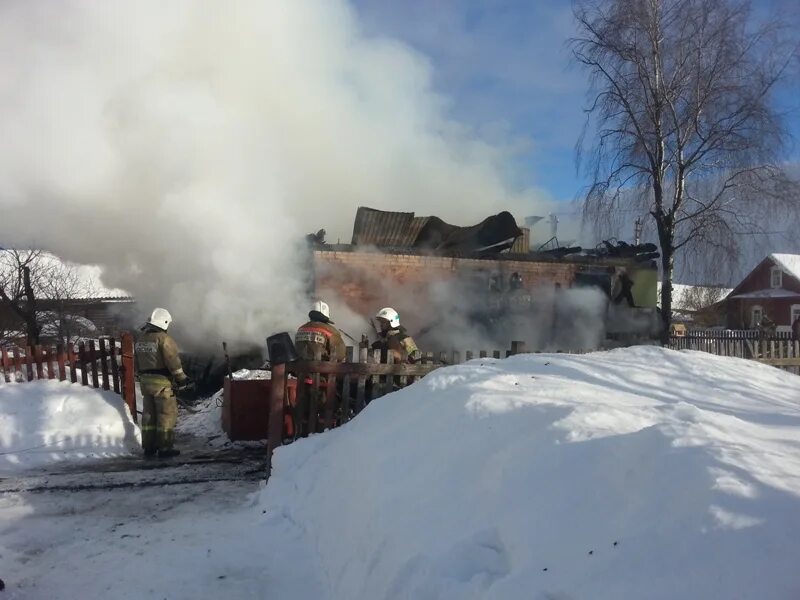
0 0 546 351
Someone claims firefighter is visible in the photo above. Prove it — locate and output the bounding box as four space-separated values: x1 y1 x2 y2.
294 301 346 434
134 308 191 459
372 307 421 363
295 300 346 362
613 271 636 307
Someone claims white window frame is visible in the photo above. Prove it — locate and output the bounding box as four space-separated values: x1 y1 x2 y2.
751 305 763 328
791 304 800 325
770 266 783 289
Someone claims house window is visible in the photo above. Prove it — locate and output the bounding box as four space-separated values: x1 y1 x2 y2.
770 266 783 289
792 304 800 326
751 305 763 328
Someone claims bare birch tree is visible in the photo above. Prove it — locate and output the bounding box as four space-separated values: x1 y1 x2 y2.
571 0 799 342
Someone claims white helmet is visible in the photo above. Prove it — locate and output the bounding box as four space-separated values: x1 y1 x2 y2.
148 307 172 331
375 307 400 328
311 300 331 319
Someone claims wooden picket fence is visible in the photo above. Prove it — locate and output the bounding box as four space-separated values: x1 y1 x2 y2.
265 341 527 471
669 330 800 374
0 332 138 422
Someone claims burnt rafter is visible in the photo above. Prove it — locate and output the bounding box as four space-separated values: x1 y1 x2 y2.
350 206 524 256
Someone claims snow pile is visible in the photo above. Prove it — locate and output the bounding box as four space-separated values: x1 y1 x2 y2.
263 347 800 599
0 380 140 473
232 369 271 380
175 390 235 449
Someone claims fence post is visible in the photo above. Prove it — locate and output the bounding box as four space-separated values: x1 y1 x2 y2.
267 362 287 477
25 346 34 381
89 340 100 388
78 342 89 386
12 348 22 380
510 341 526 356
340 346 354 425
45 346 56 379
68 344 78 383
34 345 45 379
56 344 67 381
99 339 110 391
120 333 137 423
1 348 10 383
109 338 121 394
355 346 368 413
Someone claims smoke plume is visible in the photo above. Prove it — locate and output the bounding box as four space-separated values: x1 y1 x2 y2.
0 0 546 350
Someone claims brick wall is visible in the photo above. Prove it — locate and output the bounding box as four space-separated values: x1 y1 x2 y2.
313 249 582 331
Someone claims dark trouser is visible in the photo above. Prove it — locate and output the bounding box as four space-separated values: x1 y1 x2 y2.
139 375 178 453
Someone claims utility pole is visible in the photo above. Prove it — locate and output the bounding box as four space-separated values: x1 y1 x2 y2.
634 217 642 245
548 213 559 240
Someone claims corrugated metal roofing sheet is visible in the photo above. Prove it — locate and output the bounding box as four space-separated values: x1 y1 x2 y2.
351 207 420 247
350 206 526 252
511 227 530 253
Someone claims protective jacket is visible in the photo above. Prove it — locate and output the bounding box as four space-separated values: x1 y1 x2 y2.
134 325 187 456
295 318 347 362
135 327 187 382
372 326 421 363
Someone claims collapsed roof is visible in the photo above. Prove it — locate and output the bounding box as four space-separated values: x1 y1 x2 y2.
350 206 526 255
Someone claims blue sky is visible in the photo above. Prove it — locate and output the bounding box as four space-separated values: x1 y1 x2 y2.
352 0 800 208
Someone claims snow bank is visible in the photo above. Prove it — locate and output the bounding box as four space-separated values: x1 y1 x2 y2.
0 380 140 473
262 347 800 600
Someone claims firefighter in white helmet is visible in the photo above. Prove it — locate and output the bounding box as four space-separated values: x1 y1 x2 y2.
295 300 346 362
294 301 347 434
134 308 191 458
373 307 421 363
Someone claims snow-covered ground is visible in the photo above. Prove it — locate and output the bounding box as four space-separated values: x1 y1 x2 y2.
0 380 140 474
2 347 800 599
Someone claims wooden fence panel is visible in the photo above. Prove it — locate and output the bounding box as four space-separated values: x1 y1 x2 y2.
56 344 67 381
340 346 354 425
78 342 89 386
68 345 78 384
295 372 308 438
2 336 137 401
120 333 137 423
266 362 286 475
670 332 800 374
355 347 367 414
308 347 322 434
33 345 44 379
370 349 381 404
1 348 10 383
324 372 337 431
13 348 22 380
99 339 110 391
89 340 99 389
109 338 120 394
25 346 34 381
381 353 394 398
44 347 55 379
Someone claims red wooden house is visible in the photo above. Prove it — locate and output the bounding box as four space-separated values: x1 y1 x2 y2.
724 254 800 332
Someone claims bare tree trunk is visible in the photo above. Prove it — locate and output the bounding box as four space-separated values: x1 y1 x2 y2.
22 266 40 346
659 246 674 345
